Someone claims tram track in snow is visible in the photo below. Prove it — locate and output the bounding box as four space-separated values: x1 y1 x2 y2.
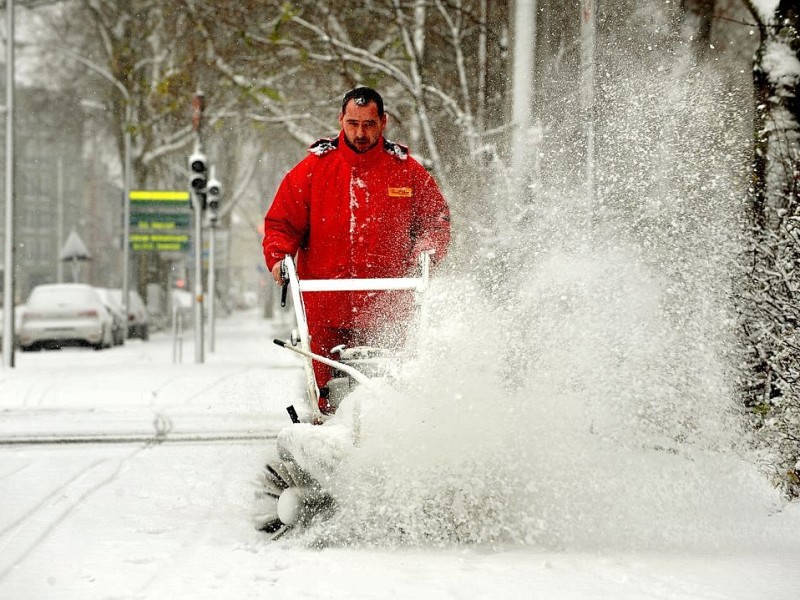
0 449 140 583
0 431 278 447
0 426 278 583
0 412 277 448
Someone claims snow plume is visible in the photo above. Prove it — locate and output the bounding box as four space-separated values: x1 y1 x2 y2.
295 19 796 551
311 255 785 551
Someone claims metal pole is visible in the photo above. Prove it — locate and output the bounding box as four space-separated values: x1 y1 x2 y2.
2 0 15 368
193 192 204 363
56 157 63 282
172 303 184 363
191 91 205 364
122 107 131 335
208 222 215 352
580 0 596 236
511 0 536 191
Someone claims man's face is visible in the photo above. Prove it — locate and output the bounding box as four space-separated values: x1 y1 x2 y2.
339 100 386 153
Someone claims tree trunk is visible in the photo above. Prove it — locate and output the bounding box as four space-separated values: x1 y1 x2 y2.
745 0 800 228
681 0 716 60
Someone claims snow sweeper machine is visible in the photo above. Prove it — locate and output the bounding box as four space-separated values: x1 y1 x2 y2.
254 252 432 539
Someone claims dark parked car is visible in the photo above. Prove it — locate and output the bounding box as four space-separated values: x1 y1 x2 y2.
95 287 126 346
109 288 150 340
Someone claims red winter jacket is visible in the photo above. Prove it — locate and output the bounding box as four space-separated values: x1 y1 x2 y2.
263 131 450 329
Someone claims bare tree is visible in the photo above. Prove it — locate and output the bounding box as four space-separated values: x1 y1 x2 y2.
182 1 511 247
738 0 800 497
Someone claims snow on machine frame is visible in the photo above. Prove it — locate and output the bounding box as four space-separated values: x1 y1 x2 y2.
255 252 431 540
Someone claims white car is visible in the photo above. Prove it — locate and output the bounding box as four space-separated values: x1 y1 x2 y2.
19 284 114 351
95 287 126 346
109 288 150 340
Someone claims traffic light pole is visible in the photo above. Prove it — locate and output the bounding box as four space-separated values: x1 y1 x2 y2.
190 91 206 364
208 222 216 352
192 189 204 364
205 174 221 354
186 91 223 361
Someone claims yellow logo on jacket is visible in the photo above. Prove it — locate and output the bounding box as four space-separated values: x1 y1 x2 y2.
388 187 413 198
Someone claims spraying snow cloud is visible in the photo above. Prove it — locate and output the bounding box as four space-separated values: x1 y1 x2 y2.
287 9 796 552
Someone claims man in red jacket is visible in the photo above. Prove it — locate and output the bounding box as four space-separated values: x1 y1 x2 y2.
263 87 450 413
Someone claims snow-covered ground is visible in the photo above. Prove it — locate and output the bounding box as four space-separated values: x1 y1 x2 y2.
1 308 798 599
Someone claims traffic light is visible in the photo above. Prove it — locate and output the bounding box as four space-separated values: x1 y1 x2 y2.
206 178 222 210
188 152 208 193
188 152 208 211
206 178 222 225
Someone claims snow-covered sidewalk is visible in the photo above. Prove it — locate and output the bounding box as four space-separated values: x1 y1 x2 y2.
0 309 298 440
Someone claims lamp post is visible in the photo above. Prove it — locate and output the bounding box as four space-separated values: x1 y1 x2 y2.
1 0 15 367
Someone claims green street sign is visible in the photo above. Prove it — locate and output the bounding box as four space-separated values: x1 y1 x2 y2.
128 191 192 252
130 211 191 231
130 232 191 252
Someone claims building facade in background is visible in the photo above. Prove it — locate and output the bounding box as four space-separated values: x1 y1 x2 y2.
0 71 122 304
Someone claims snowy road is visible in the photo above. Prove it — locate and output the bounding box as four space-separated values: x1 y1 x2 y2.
0 310 295 597
0 309 799 599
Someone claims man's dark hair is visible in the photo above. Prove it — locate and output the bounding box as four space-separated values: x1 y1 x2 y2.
341 87 384 117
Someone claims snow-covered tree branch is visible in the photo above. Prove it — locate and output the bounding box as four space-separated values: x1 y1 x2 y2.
738 0 800 497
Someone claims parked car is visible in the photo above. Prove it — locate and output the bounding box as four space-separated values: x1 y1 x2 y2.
109 288 150 340
95 287 126 346
18 283 114 351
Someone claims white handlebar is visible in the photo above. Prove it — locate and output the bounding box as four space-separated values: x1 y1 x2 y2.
295 252 430 293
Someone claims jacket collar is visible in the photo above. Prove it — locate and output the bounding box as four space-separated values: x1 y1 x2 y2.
337 130 385 167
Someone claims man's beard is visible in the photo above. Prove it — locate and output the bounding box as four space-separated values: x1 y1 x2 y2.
345 135 379 154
